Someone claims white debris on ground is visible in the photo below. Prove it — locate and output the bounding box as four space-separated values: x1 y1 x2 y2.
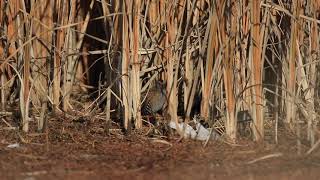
169 119 220 141
7 143 20 148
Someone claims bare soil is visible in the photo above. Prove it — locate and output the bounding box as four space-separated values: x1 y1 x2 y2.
0 113 320 180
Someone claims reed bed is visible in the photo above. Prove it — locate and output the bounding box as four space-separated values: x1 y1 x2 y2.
0 0 319 148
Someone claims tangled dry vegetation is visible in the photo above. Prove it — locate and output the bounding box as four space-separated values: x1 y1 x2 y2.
0 0 320 153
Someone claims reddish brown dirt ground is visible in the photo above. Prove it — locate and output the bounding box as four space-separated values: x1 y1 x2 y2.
0 114 320 180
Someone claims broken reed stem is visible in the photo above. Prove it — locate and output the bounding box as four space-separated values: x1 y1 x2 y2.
38 100 47 132
296 119 301 155
105 87 111 134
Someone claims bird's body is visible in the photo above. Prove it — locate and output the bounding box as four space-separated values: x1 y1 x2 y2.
141 82 166 116
141 81 171 136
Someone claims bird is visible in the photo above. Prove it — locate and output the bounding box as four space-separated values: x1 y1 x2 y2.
141 81 167 116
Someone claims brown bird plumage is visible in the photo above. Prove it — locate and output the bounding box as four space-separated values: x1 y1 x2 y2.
141 82 166 116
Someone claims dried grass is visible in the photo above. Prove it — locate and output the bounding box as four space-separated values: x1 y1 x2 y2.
0 0 319 149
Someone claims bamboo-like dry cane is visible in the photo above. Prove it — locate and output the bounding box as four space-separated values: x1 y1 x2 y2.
250 0 264 141
307 0 319 146
131 0 142 129
285 0 299 128
53 0 67 111
201 1 219 121
165 0 192 137
297 40 314 148
122 1 131 131
29 0 52 109
183 1 193 121
21 7 31 132
0 0 318 145
209 0 237 141
0 1 8 110
63 0 94 111
62 0 77 111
